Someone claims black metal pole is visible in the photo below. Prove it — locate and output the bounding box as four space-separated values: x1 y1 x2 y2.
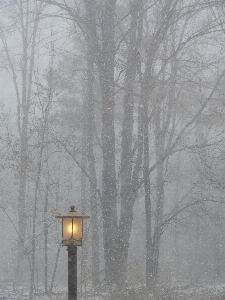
68 245 77 300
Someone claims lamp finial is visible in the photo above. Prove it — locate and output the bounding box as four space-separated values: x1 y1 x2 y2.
70 205 76 212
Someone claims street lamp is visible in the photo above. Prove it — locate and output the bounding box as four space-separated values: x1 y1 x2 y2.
56 205 90 300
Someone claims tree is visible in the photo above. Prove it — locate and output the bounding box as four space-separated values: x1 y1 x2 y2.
37 0 225 296
2 0 225 296
0 0 45 286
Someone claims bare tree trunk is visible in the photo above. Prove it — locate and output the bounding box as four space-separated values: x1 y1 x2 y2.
29 157 42 300
49 242 61 294
29 111 50 299
44 183 49 294
84 0 118 287
86 33 100 288
80 82 89 295
144 94 153 292
116 0 144 294
29 59 52 299
15 129 28 286
13 1 42 286
80 86 89 295
98 0 118 287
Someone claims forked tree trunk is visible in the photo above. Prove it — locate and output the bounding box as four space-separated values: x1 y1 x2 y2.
117 1 143 293
84 0 118 287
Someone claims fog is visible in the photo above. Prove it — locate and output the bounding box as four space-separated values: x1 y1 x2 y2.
1 1 225 299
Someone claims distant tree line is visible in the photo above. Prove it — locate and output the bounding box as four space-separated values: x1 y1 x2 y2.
1 0 225 299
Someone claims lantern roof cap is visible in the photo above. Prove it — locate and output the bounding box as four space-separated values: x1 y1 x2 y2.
55 205 90 219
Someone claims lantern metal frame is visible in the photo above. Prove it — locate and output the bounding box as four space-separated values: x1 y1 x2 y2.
56 205 90 246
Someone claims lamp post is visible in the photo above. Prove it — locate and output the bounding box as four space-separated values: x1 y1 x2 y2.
56 205 90 300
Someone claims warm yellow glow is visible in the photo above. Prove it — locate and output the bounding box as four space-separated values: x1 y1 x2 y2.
67 224 77 234
62 218 82 245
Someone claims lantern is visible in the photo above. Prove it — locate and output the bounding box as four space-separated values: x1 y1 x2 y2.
56 205 90 246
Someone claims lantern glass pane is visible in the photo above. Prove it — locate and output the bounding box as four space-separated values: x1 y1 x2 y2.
62 218 82 243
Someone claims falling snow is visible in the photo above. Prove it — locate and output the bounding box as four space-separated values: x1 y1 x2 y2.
1 1 225 299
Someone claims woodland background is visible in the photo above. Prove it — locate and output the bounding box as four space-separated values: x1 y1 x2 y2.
1 0 225 299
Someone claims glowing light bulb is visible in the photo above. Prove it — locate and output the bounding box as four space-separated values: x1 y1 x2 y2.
67 223 77 234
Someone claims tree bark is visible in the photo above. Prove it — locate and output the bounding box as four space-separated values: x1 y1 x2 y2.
86 23 100 288
116 0 144 293
14 0 42 286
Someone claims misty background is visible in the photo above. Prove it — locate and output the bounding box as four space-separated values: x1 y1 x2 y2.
1 0 225 299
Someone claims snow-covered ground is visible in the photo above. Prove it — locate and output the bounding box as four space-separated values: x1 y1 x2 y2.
0 286 105 300
1 284 225 299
